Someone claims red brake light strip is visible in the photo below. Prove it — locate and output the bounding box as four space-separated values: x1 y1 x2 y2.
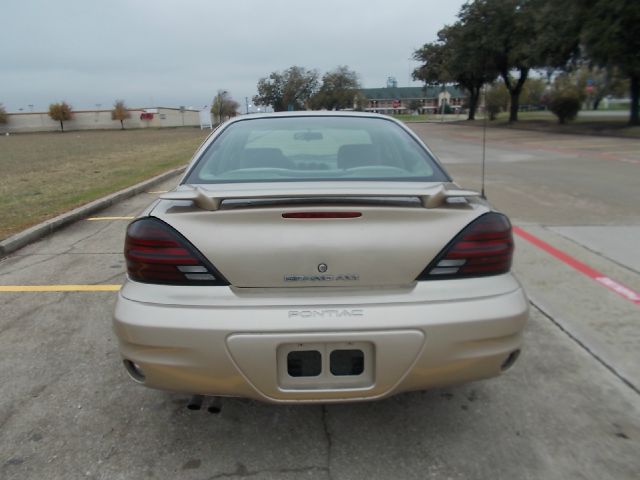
282 212 362 219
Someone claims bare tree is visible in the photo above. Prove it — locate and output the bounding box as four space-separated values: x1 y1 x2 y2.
111 100 131 130
48 102 73 132
0 104 7 125
211 91 240 124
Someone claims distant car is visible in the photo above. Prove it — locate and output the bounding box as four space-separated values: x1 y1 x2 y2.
113 112 528 403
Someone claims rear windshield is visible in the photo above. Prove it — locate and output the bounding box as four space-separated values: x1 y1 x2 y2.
185 116 449 184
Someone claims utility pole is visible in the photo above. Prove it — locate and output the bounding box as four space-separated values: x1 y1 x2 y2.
245 97 249 114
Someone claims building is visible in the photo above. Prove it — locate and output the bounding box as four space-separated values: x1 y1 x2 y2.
360 86 466 115
1 106 206 133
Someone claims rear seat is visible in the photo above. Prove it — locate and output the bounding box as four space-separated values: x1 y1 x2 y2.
337 144 381 169
241 148 294 169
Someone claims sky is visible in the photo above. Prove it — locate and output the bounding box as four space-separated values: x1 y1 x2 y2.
1 0 466 113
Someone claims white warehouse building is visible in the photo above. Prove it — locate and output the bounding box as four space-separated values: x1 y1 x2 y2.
2 106 209 133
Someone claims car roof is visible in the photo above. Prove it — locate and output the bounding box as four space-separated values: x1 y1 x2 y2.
225 110 397 123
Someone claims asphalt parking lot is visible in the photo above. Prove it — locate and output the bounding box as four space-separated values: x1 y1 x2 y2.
1 124 639 479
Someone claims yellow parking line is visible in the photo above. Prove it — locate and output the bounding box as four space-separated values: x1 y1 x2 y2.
147 190 168 194
86 216 134 221
0 285 121 292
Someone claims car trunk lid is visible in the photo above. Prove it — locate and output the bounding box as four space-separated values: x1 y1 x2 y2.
151 182 488 288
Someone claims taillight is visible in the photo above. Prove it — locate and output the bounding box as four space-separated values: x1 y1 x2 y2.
124 217 227 285
417 212 513 280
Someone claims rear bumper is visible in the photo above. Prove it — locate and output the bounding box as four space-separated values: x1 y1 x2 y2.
113 275 529 403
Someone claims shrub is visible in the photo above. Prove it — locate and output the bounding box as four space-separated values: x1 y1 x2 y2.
485 84 510 121
548 91 581 124
442 103 454 114
485 99 501 121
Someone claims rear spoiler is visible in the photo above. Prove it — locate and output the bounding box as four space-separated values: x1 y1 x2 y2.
159 184 481 211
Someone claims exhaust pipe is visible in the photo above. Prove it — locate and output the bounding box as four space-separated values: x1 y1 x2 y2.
186 395 204 410
501 349 521 372
123 359 145 383
207 397 222 414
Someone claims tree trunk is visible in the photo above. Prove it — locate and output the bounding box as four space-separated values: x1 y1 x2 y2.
120 119 125 130
467 87 479 121
593 97 601 111
630 74 639 126
60 120 64 132
501 67 529 123
509 91 520 122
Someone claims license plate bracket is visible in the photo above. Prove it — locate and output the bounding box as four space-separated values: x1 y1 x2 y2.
330 349 365 376
277 342 374 390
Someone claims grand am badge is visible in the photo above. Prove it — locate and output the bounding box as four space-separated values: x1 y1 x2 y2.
284 274 359 282
288 309 364 318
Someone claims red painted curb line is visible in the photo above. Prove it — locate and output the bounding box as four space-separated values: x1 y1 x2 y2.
513 226 640 306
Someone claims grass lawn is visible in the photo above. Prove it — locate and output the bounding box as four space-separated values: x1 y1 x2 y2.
0 128 210 240
463 110 640 138
392 113 466 123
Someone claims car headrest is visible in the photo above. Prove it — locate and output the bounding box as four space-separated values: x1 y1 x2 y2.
241 148 293 169
337 144 381 170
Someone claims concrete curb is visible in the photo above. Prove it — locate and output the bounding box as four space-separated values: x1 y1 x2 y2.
0 166 186 257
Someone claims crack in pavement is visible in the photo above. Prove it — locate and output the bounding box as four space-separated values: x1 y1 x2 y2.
6 252 122 256
546 226 640 276
205 464 329 479
0 295 64 335
0 254 58 277
64 220 118 253
0 406 17 434
0 221 115 276
0 293 71 434
321 405 334 480
100 270 126 284
0 220 124 278
532 300 639 396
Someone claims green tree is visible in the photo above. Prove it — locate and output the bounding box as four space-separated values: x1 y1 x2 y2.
414 23 498 120
458 0 581 122
211 91 240 124
581 0 640 124
412 40 452 87
48 102 73 132
583 67 627 111
555 65 627 110
413 17 500 120
0 104 7 125
520 78 547 108
447 22 500 120
309 66 361 110
253 66 319 112
111 100 131 130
